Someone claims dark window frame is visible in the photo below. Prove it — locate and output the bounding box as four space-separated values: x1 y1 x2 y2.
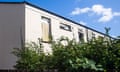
41 16 52 43
41 16 51 24
60 23 72 31
92 32 96 39
78 31 84 42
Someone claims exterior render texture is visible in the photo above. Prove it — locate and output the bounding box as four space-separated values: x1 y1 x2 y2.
0 1 110 69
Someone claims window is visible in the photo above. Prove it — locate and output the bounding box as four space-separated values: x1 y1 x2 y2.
41 16 50 23
78 29 83 32
78 32 84 42
41 16 51 42
78 29 84 42
92 32 95 39
60 23 71 31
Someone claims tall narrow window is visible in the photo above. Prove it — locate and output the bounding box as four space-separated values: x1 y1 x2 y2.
78 29 84 42
60 23 71 31
41 16 51 42
92 32 95 39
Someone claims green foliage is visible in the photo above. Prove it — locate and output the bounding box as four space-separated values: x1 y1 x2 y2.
51 37 103 72
12 39 44 72
79 37 120 71
12 36 120 72
12 46 40 72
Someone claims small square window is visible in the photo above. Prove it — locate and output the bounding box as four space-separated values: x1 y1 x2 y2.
60 23 71 31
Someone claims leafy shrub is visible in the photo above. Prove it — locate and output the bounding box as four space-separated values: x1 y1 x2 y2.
12 36 120 72
51 37 103 72
12 40 44 72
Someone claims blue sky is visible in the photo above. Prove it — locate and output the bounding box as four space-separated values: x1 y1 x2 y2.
1 0 120 37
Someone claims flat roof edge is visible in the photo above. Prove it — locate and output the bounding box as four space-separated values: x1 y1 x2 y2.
0 1 25 4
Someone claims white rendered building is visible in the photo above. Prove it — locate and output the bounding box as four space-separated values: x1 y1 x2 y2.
0 1 111 69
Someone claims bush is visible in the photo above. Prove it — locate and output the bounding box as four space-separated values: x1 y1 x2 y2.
51 37 103 72
12 36 120 72
12 42 43 72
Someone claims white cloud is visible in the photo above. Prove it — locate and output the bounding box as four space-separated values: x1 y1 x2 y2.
113 12 120 16
71 8 81 15
98 14 113 22
81 8 90 13
92 4 113 22
71 4 120 23
71 7 90 15
92 4 104 15
79 21 87 25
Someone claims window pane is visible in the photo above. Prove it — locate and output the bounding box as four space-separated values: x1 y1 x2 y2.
78 32 84 42
92 32 95 39
41 16 51 42
41 22 50 42
60 23 71 31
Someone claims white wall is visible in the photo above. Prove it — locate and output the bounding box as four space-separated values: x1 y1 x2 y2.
87 29 104 40
0 3 25 69
25 5 77 53
25 5 52 53
25 4 76 41
25 4 104 47
25 5 42 43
